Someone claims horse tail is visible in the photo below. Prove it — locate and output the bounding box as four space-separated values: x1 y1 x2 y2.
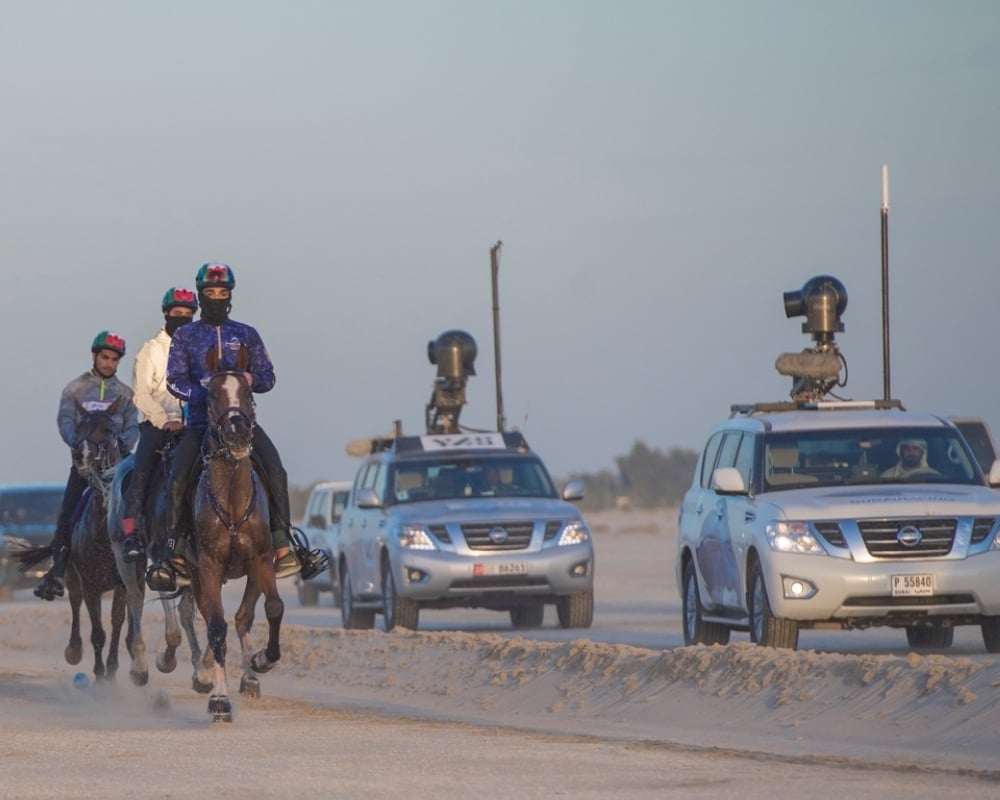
11 542 55 571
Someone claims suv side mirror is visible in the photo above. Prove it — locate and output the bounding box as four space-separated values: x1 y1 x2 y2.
561 478 585 502
712 467 747 495
988 460 1000 488
355 487 382 509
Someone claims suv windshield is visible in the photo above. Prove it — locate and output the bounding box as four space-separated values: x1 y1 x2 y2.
388 455 558 504
0 489 63 527
762 427 981 491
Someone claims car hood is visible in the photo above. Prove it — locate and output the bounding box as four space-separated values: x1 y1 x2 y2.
760 483 1000 519
387 497 584 523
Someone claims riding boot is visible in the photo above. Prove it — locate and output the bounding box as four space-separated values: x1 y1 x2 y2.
121 516 144 563
34 545 69 601
271 528 301 579
145 532 191 592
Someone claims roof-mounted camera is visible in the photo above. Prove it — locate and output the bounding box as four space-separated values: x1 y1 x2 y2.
775 275 848 402
426 329 477 434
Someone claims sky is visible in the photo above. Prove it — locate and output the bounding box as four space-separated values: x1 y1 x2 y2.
2 1 999 489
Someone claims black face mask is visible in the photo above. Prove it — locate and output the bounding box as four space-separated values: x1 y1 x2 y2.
164 316 192 337
199 297 231 326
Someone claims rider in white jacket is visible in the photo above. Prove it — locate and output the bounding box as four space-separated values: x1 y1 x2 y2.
120 287 198 560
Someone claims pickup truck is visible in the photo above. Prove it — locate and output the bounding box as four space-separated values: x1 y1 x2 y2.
294 481 352 606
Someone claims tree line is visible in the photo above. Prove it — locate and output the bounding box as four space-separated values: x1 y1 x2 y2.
290 440 699 519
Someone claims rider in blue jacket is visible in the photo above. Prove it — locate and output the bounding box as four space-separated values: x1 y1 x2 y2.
145 263 324 592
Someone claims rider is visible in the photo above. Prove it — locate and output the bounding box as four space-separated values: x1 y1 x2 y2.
145 262 324 592
35 331 139 600
120 288 199 561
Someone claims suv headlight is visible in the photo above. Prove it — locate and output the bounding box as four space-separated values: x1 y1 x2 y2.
765 521 824 554
396 525 438 551
557 521 591 547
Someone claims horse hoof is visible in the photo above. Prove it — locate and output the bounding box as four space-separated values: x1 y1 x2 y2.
250 650 274 674
192 676 213 695
130 670 149 687
65 647 82 666
156 653 177 674
208 695 232 722
240 675 261 698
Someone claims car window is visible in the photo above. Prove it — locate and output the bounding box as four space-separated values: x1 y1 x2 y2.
699 432 724 489
733 433 756 488
951 420 998 474
388 456 557 504
332 491 349 523
716 432 743 470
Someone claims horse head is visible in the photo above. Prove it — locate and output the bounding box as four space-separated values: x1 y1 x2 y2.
205 344 255 461
73 397 123 479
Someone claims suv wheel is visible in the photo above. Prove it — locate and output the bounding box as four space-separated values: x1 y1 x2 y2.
748 559 798 649
510 602 545 629
905 624 954 650
382 563 419 631
555 590 594 629
297 579 319 607
982 617 1000 653
340 563 375 630
682 560 730 646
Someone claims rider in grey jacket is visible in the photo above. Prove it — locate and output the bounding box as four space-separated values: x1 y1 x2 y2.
35 331 139 600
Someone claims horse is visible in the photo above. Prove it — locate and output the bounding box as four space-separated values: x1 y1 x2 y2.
190 344 283 722
18 400 128 681
108 441 213 693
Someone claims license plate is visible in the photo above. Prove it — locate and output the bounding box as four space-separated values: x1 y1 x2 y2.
891 574 935 596
473 562 528 577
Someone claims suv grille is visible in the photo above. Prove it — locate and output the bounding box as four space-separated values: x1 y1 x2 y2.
971 517 998 545
858 518 956 558
428 524 451 544
814 522 846 547
462 521 534 551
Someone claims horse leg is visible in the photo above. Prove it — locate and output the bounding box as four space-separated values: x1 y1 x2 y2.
107 585 126 681
64 567 84 666
156 593 181 673
175 589 212 693
193 573 232 722
235 575 263 698
82 587 108 681
248 557 284 675
120 565 149 686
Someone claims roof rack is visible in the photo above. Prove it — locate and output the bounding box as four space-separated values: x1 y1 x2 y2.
729 398 906 418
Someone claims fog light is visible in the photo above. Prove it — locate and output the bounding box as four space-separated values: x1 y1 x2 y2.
569 560 590 578
406 567 426 583
782 575 817 599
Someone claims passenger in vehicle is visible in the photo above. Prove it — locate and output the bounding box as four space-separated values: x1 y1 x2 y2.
881 438 940 479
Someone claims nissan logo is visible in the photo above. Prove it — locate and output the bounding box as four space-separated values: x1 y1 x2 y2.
897 525 923 547
489 526 510 544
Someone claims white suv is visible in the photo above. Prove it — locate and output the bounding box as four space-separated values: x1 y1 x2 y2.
676 400 1000 651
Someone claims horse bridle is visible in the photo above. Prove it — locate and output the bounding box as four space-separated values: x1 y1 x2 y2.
74 411 120 503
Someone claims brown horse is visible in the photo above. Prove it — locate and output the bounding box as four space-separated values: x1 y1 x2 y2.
192 344 283 722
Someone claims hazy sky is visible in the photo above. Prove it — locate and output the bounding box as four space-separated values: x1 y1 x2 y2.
2 1 998 488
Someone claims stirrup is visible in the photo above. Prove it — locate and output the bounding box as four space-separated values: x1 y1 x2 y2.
290 527 329 581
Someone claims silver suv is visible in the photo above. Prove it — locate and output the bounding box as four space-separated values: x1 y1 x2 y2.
676 400 1000 651
337 431 595 631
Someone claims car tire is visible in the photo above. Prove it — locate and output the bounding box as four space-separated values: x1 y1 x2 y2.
382 563 419 631
681 560 730 646
905 624 954 650
555 590 594 629
982 617 1000 653
510 602 545 629
340 563 375 630
297 579 319 607
748 559 798 649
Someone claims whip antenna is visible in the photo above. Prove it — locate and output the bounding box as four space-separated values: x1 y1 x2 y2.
880 164 892 401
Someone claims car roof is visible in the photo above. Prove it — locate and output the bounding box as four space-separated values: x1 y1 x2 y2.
717 403 954 435
311 480 353 491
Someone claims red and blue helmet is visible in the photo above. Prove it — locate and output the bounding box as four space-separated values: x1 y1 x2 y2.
91 330 126 357
161 286 198 313
195 263 236 291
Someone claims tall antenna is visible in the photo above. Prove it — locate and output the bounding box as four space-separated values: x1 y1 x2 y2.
880 165 891 401
490 240 506 432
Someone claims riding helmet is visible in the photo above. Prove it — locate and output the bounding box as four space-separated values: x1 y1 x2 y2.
161 286 199 313
91 330 126 357
195 263 236 291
